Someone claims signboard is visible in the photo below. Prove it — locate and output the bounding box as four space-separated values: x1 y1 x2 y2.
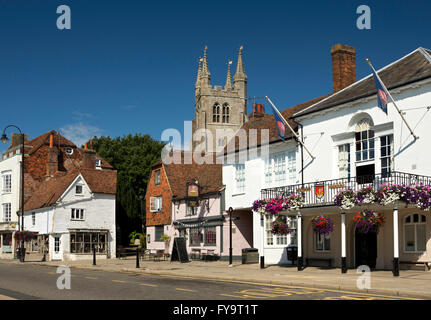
170 237 189 263
187 184 199 197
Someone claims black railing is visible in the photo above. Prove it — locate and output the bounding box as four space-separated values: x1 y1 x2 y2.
260 171 431 208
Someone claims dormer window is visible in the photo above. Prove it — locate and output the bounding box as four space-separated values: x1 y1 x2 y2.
75 185 83 195
96 159 102 167
66 147 73 155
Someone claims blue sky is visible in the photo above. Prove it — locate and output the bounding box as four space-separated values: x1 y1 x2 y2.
0 0 430 150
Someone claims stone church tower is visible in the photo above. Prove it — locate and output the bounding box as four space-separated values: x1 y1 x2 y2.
192 46 248 152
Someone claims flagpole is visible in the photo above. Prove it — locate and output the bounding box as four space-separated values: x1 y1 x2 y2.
265 96 316 160
365 58 418 140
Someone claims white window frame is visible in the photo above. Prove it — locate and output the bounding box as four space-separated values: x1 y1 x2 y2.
380 134 394 177
186 204 197 216
154 170 161 185
71 208 85 221
95 159 102 167
3 203 11 222
75 185 83 195
2 172 12 193
338 144 351 179
264 151 296 188
150 196 163 212
234 164 245 194
355 129 375 162
403 213 426 253
264 215 296 248
315 232 331 252
65 147 73 155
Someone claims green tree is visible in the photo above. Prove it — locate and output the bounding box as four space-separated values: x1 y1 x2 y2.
90 134 165 246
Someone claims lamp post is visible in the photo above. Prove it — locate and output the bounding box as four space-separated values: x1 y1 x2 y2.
139 195 144 234
1 125 25 262
228 207 233 267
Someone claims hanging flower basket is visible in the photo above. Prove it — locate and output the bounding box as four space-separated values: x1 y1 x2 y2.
311 215 334 235
356 185 376 205
375 183 403 206
14 231 35 242
353 209 385 234
334 188 357 209
271 217 291 235
252 194 304 216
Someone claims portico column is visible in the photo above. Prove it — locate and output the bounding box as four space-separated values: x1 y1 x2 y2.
260 214 265 269
297 212 303 271
341 212 347 273
393 201 399 277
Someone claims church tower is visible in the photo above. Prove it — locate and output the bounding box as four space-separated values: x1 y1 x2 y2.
192 46 248 153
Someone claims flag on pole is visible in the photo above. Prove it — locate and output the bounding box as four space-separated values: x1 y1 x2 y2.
269 102 286 140
371 69 388 114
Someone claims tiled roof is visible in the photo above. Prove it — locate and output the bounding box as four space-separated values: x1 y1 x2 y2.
24 168 117 211
221 95 330 155
294 48 431 117
26 130 76 155
161 151 223 199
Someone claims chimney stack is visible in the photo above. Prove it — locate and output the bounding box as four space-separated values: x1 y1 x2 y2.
47 133 59 176
331 44 356 92
8 133 28 150
82 147 96 169
252 103 265 116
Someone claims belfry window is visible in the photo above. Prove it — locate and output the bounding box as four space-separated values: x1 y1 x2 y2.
222 104 230 123
213 104 220 122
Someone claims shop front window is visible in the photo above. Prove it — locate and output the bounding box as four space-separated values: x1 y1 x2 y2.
70 231 108 254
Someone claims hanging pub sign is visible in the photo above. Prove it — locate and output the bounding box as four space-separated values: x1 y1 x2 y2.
187 183 199 198
315 183 325 200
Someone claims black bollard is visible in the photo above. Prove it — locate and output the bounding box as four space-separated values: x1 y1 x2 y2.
93 245 96 266
136 247 140 268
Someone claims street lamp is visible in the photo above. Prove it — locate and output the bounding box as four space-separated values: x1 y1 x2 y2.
228 207 233 267
1 125 25 262
139 195 144 234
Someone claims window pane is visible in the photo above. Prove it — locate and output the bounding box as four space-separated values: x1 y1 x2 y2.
405 225 415 251
324 235 331 251
316 234 323 251
413 214 419 223
417 225 426 252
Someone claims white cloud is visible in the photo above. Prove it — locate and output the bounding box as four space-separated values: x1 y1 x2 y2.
60 122 103 147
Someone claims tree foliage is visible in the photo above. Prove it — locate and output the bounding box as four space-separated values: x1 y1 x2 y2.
91 134 165 245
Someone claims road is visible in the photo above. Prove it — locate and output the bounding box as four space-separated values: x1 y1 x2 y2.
0 261 423 300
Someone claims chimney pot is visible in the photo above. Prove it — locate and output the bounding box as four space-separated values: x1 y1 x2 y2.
331 44 356 92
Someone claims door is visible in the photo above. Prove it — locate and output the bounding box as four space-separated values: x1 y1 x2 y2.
51 235 63 260
355 230 377 269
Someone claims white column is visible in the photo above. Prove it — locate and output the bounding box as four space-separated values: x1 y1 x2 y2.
341 212 347 273
260 214 265 268
297 213 302 257
393 202 399 258
297 212 303 270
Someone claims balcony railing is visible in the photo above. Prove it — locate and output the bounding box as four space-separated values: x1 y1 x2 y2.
261 171 431 208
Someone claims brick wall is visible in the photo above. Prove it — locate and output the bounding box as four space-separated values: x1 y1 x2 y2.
146 164 172 226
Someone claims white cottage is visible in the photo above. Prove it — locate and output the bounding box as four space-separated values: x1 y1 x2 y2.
23 169 117 261
0 130 117 261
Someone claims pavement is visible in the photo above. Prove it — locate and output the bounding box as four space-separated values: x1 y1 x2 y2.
4 257 431 299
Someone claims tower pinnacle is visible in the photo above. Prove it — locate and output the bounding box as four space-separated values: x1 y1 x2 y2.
225 60 233 90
